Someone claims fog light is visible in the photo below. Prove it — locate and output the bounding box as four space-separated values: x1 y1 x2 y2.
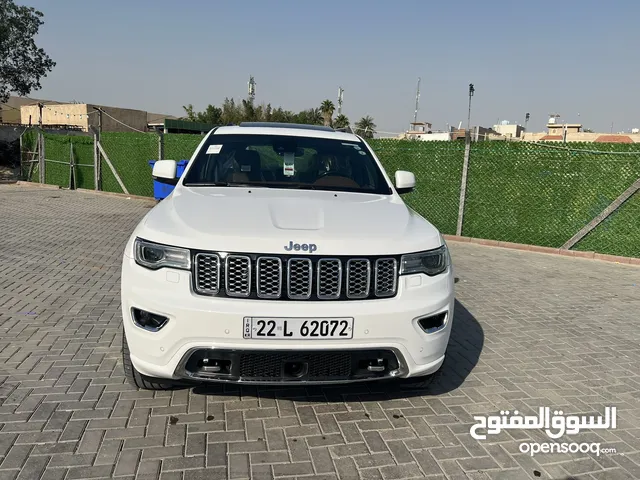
131 307 169 331
417 312 447 334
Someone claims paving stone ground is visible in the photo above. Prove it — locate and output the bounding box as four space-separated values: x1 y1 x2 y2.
0 184 639 480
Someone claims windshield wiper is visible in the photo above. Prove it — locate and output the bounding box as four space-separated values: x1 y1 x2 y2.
184 182 255 187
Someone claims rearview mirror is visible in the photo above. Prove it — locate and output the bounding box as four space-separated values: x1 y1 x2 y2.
395 170 415 194
151 160 179 185
152 160 178 185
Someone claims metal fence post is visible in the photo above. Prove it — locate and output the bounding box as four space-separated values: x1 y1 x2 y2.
456 131 471 236
157 128 164 161
38 129 45 184
92 126 101 190
69 140 76 190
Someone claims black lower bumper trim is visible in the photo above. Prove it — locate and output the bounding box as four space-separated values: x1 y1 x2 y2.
176 348 402 383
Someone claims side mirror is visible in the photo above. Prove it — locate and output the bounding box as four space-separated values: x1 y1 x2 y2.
152 160 178 185
395 170 415 194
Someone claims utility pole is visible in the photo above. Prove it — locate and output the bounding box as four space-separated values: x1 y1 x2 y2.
337 87 344 115
247 75 256 103
413 77 421 124
93 107 103 136
37 103 44 183
467 83 475 133
37 103 43 128
524 112 530 131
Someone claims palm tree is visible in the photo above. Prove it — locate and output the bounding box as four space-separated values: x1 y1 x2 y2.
355 116 376 139
307 108 323 125
333 114 350 130
320 100 335 127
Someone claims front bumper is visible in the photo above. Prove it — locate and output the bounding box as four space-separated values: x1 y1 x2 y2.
121 255 455 384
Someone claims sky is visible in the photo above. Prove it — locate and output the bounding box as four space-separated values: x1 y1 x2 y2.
18 0 640 134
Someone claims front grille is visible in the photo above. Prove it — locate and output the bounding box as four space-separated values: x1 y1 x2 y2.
346 259 371 299
257 257 282 299
240 352 352 379
287 259 312 299
193 252 399 301
317 259 341 299
225 255 251 297
194 253 220 294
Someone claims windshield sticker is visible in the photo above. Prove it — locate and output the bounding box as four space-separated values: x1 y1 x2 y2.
359 150 367 155
283 152 295 177
206 144 222 155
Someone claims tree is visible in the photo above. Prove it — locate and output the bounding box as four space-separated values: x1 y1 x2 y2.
333 114 350 130
355 116 376 139
0 0 56 103
320 100 335 127
182 104 222 124
296 108 323 125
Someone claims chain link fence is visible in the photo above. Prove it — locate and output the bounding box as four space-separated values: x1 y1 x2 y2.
20 128 640 259
368 139 640 258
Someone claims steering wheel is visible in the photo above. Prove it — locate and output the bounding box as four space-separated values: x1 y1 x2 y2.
317 170 342 179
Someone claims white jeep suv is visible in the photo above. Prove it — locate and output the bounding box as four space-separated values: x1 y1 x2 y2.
120 123 455 389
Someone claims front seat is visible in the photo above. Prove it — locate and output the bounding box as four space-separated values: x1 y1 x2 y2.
228 149 262 183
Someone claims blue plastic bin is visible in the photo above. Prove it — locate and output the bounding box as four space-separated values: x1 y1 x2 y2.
149 160 188 200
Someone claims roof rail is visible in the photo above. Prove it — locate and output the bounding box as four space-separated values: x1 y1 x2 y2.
334 125 356 135
238 122 335 132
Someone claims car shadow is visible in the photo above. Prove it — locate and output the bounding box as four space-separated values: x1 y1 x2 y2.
188 299 484 401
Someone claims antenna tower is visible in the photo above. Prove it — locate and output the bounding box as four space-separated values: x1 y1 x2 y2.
413 77 421 124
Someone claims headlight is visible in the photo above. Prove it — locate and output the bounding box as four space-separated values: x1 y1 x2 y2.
134 238 191 270
400 245 449 276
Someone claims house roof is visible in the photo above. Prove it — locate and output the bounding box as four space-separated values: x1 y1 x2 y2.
595 135 633 143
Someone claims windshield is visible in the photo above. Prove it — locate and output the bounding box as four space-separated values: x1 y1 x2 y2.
182 133 393 195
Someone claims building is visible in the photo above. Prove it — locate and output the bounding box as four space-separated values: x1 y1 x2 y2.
546 115 582 136
492 121 525 139
521 115 640 142
400 122 452 141
451 126 498 142
147 117 214 134
0 96 50 125
20 103 153 133
3 96 176 133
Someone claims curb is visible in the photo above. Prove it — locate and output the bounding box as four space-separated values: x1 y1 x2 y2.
13 181 157 203
443 235 640 266
14 181 61 190
76 188 157 203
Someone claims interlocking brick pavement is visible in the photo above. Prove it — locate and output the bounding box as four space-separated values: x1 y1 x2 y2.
0 184 639 480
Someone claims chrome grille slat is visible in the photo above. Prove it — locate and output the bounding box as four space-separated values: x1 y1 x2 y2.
225 255 251 297
194 253 221 295
194 253 398 300
374 258 398 297
346 259 371 299
317 258 342 299
256 257 282 299
287 258 312 299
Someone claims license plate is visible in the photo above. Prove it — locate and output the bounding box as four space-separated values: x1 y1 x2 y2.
243 317 354 339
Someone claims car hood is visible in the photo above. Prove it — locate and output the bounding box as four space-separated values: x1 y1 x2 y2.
133 186 443 256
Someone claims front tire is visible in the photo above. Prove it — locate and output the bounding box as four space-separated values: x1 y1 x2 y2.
122 330 176 390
